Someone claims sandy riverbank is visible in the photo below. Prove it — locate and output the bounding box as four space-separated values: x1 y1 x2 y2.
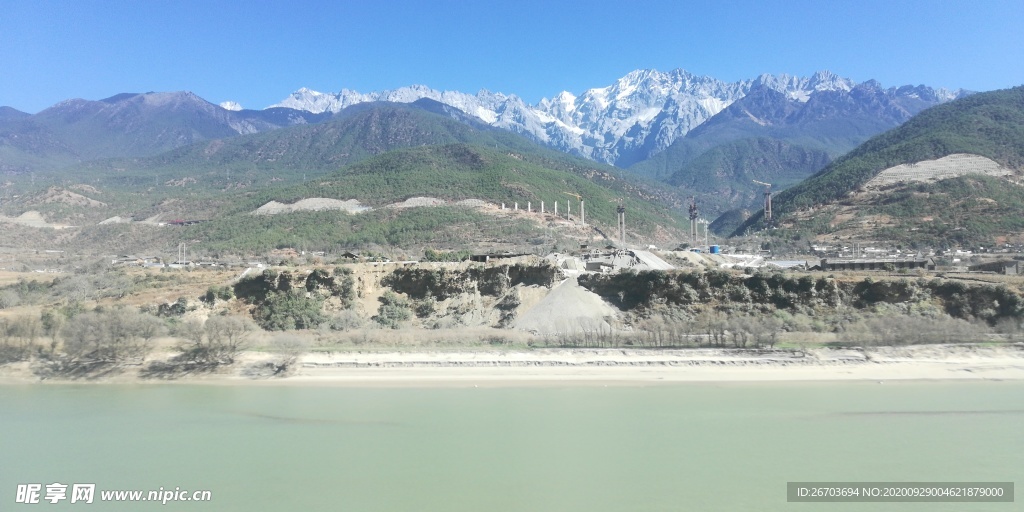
4 344 1023 386
286 344 1024 385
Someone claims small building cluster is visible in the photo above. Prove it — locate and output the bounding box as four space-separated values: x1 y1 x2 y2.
967 260 1020 275
816 258 935 272
111 255 164 268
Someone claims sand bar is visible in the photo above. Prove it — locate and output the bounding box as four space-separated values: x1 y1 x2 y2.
3 344 1023 386
286 345 1024 386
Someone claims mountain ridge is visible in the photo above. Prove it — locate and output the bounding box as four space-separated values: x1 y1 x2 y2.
2 69 967 174
623 78 968 215
271 69 968 167
0 91 332 171
38 99 687 223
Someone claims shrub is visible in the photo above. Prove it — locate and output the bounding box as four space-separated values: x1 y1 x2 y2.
423 248 472 262
253 291 326 331
158 297 190 317
373 291 412 329
325 310 364 331
201 285 234 305
414 298 436 318
233 269 279 302
334 268 357 305
61 308 164 363
269 333 311 360
178 315 255 364
0 316 42 363
0 290 20 309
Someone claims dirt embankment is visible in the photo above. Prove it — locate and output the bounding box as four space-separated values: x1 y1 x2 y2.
577 269 1024 324
233 261 567 330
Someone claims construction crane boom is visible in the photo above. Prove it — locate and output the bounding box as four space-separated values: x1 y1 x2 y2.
562 191 584 224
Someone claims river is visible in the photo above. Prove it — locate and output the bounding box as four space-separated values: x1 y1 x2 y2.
2 380 1021 511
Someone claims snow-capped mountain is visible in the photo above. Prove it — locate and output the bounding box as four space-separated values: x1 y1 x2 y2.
270 69 967 167
1 69 968 174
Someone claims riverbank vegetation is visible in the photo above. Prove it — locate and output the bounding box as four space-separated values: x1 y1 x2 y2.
1 262 1023 380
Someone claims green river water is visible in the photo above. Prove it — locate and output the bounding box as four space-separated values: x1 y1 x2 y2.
1 381 1021 511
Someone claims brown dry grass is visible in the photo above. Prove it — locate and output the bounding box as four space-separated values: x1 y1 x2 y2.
311 326 535 351
105 268 241 309
0 270 55 287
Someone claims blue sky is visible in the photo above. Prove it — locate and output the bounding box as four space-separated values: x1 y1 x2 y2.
2 0 1022 113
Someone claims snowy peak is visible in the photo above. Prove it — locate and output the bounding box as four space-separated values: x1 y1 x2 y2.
270 69 965 167
273 87 353 113
753 70 855 102
536 69 749 165
807 70 853 92
269 85 514 126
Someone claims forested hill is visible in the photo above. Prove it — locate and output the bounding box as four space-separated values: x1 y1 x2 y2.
229 142 688 236
66 99 553 187
733 85 1024 235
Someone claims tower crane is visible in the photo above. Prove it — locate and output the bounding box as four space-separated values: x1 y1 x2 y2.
752 180 773 223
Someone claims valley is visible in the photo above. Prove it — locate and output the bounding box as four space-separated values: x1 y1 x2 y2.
2 71 1023 385
6 8 1024 512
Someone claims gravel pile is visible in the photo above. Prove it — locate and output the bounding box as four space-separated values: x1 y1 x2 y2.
99 216 132 225
253 197 492 214
252 198 371 215
513 278 618 335
386 197 447 209
454 199 490 208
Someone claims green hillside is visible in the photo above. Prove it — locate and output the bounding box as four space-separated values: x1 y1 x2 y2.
190 207 547 255
188 143 687 253
0 100 691 254
58 102 492 187
633 113 878 182
10 142 689 255
55 100 665 196
666 137 831 211
744 86 1024 230
866 175 1024 247
249 144 675 216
